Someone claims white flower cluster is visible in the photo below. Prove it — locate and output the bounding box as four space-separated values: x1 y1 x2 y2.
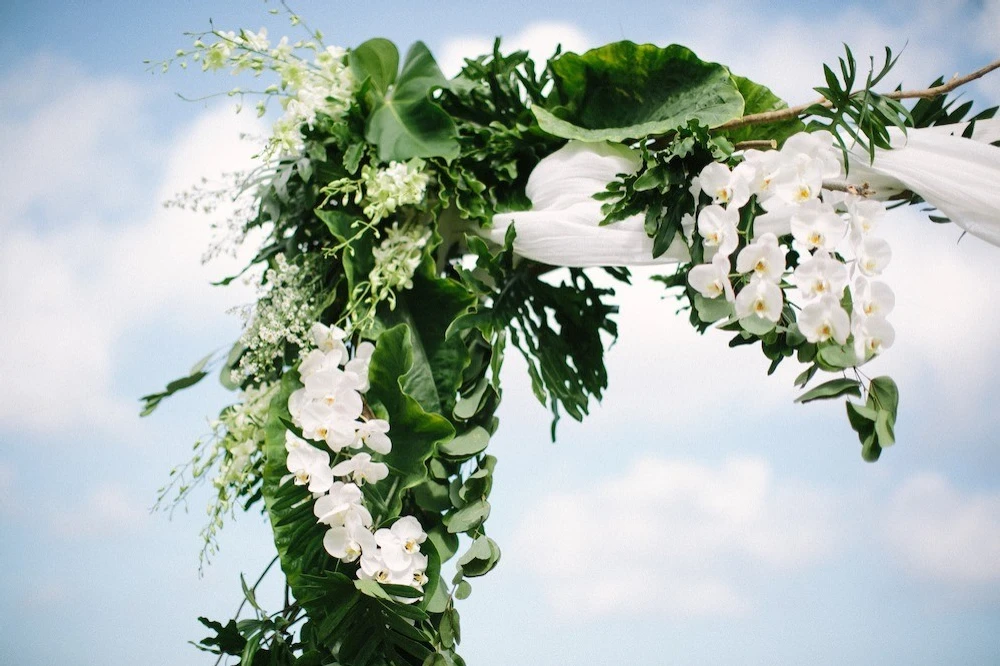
181 28 356 156
270 44 356 155
234 254 316 383
359 160 430 223
283 323 429 592
370 223 430 297
689 131 895 359
213 382 277 489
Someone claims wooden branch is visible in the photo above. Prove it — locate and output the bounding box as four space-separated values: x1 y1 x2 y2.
714 57 1000 133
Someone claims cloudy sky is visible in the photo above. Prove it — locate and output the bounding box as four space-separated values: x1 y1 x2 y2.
1 1 999 664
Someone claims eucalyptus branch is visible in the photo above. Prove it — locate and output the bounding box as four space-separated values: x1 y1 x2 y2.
715 57 1000 133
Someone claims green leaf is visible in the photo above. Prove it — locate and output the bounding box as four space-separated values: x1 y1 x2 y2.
401 272 476 417
439 608 460 649
456 536 501 577
694 293 733 324
719 74 806 144
816 343 859 370
139 353 212 416
739 314 776 336
365 42 459 162
350 38 399 95
869 376 899 414
795 378 862 404
438 426 489 459
454 580 472 600
447 499 490 534
875 408 895 447
366 324 456 501
533 42 744 141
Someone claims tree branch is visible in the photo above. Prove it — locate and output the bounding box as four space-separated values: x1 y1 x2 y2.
714 57 1000 133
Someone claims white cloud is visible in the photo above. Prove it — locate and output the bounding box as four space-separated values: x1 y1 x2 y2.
437 21 591 78
510 456 842 618
0 58 263 437
50 483 149 538
884 473 1000 584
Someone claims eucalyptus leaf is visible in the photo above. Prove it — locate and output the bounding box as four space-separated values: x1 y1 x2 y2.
795 378 862 403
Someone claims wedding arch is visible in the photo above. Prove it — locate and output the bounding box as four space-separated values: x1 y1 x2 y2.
145 8 1000 665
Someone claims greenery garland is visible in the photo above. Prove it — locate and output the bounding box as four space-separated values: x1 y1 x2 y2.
144 7 1000 665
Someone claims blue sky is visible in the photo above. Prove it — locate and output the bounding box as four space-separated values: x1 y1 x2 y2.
1 1 999 664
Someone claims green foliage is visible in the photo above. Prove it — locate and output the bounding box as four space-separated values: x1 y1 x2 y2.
139 353 212 416
534 42 745 141
807 45 911 164
367 324 456 495
846 376 899 462
354 39 460 162
720 74 806 145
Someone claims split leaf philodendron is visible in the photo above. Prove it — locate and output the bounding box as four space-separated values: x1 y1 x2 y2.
146 9 1000 665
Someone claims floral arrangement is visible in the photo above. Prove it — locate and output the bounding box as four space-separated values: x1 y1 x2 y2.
145 8 1000 665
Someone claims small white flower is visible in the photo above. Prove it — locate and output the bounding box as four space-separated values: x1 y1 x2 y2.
853 314 896 358
791 252 849 300
374 516 427 573
323 517 376 563
688 253 735 301
853 278 895 318
314 481 372 527
697 204 740 257
798 295 851 344
354 419 391 454
331 452 389 485
736 232 787 283
284 431 333 494
857 237 892 276
697 162 751 209
734 277 784 323
790 200 846 252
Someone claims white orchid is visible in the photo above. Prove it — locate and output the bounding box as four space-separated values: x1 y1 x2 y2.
354 418 391 454
331 452 389 485
735 232 787 283
374 516 427 573
688 253 735 301
310 322 349 356
697 204 740 258
857 237 892 276
853 314 896 358
798 295 851 344
344 341 375 392
485 141 691 267
735 277 783 323
696 161 751 209
323 517 377 563
790 200 846 252
313 481 372 527
791 252 849 300
853 278 895 319
284 431 334 494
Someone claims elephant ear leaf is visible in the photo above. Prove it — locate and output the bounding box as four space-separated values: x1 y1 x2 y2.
354 39 459 162
533 41 745 141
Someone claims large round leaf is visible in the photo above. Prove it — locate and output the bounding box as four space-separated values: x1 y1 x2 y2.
533 42 744 142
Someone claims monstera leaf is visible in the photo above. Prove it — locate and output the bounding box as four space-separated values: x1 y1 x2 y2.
532 41 745 141
351 38 459 161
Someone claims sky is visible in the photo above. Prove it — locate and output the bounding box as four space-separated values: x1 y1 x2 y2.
1 1 999 664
